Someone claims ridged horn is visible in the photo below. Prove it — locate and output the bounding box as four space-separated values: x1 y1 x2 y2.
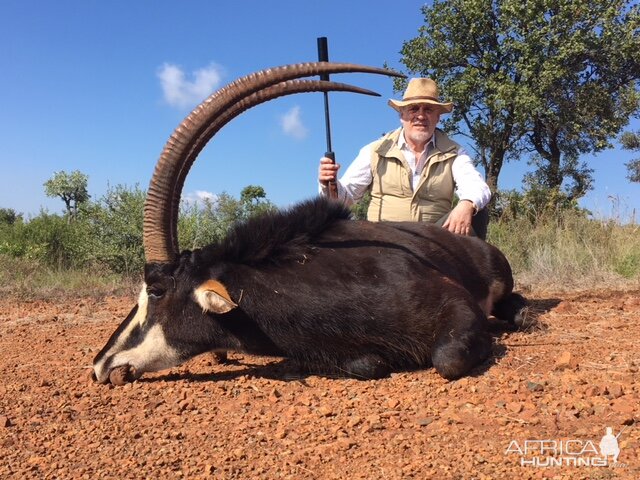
143 62 404 264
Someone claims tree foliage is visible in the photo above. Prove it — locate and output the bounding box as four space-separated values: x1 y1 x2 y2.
178 185 276 251
86 184 146 275
350 192 372 220
621 130 640 182
399 0 640 203
0 208 21 225
44 170 90 220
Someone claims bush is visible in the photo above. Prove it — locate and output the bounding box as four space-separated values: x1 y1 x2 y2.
178 188 276 251
0 211 92 269
86 185 145 275
1 184 278 276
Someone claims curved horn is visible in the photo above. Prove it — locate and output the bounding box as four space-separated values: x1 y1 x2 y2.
164 80 381 264
144 62 404 264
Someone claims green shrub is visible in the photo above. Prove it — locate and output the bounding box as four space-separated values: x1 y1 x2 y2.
86 184 145 275
0 211 92 269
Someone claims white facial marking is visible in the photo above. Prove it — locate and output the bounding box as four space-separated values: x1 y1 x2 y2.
93 284 150 382
112 324 180 374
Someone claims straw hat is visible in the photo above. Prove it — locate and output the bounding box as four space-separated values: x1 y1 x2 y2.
388 78 453 114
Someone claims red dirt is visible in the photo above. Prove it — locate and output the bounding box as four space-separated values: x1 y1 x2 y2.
0 290 639 479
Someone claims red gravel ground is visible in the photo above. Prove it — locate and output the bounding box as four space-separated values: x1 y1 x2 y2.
0 289 639 479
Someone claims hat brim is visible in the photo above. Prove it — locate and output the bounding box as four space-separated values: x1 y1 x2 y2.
388 98 453 114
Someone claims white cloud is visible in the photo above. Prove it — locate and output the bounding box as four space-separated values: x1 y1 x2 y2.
158 62 224 109
182 190 218 207
280 106 308 140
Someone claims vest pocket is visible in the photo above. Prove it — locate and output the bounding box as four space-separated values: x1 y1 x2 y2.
375 158 410 197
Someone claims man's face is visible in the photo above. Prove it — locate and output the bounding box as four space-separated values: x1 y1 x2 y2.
400 104 441 148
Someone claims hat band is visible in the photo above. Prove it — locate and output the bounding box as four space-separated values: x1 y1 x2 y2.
401 95 441 103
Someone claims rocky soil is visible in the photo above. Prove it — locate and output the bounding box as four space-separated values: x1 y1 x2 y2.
0 289 639 479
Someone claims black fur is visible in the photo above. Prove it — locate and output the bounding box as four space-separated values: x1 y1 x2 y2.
104 197 527 381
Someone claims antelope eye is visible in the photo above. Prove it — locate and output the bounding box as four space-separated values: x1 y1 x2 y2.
147 287 165 299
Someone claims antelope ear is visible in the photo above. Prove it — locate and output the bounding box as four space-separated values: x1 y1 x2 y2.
194 280 238 314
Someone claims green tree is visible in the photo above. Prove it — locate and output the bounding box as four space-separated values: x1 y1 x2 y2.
178 186 276 251
87 184 146 275
0 208 21 225
351 191 372 220
44 170 90 221
621 130 640 182
178 196 220 250
239 185 275 219
399 0 640 203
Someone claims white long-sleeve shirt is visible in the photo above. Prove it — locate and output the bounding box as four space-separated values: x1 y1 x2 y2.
320 129 491 211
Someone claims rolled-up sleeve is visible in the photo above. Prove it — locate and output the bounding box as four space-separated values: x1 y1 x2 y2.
452 148 491 210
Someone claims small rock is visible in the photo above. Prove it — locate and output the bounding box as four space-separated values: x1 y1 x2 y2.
526 381 544 392
144 399 164 410
336 437 356 450
386 398 400 409
554 301 575 314
28 456 47 465
29 415 42 425
366 414 381 424
585 385 601 397
607 384 624 399
416 416 435 427
317 406 334 417
348 415 362 427
554 351 574 371
232 448 246 459
0 416 10 428
211 351 228 364
506 402 523 414
448 413 463 424
269 388 282 400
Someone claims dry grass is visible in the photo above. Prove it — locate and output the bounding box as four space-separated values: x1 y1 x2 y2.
0 254 141 300
489 212 640 292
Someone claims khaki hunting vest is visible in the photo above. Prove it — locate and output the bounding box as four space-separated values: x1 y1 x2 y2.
366 128 460 222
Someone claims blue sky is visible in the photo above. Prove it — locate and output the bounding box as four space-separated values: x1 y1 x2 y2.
1 0 638 221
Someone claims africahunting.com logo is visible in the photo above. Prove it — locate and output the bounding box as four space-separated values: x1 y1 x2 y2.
505 426 629 468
